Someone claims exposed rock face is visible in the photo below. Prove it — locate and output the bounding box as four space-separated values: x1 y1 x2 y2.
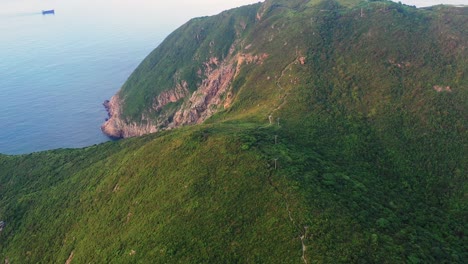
433 85 452 92
100 2 272 139
102 50 267 139
170 57 236 127
101 94 159 138
0 221 4 232
153 81 189 111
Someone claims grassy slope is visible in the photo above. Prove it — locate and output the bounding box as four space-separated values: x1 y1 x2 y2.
1 0 467 263
119 3 260 121
0 125 303 263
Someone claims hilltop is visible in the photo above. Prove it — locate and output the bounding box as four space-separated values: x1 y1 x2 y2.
1 0 467 263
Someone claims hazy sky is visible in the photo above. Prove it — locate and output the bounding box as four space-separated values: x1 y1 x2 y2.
173 0 468 8
1 0 465 22
3 1 465 16
186 0 467 8
397 0 466 6
197 0 467 8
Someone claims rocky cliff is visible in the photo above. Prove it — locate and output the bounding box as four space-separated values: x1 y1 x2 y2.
101 3 264 138
101 94 158 138
102 50 268 138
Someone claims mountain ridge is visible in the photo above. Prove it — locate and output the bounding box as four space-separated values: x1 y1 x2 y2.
101 0 467 140
102 2 263 138
1 0 466 262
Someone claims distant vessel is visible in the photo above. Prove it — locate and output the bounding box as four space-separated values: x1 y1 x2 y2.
42 10 55 15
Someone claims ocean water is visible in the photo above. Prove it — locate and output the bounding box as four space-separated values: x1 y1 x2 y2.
0 0 259 155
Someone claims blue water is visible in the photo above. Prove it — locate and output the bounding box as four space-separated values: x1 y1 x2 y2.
0 0 259 155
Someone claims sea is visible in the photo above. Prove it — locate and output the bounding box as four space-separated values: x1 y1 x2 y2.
0 0 260 155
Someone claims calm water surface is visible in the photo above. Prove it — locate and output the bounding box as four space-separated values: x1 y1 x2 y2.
0 0 259 154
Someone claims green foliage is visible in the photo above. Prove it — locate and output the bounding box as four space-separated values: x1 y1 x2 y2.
1 0 467 263
0 126 301 263
119 3 260 121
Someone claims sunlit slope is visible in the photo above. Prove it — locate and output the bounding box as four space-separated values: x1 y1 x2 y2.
0 126 305 263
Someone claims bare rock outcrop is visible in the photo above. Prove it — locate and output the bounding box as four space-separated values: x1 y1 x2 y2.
101 49 268 138
101 94 159 138
153 81 189 111
171 57 236 127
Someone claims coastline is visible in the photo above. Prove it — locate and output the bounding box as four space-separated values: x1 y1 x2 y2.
101 95 124 139
101 94 159 139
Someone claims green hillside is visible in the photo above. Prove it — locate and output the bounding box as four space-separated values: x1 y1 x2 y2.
1 0 467 263
118 2 260 120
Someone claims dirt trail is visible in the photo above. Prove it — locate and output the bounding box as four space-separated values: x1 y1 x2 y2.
65 251 74 264
267 172 308 264
270 57 297 117
266 55 308 263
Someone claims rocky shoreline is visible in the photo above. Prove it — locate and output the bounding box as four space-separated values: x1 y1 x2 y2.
100 95 124 139
103 99 111 121
101 98 122 139
101 94 159 139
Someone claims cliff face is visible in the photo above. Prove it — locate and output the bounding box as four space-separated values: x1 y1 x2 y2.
170 56 235 127
101 1 269 138
101 3 263 138
101 50 269 138
102 80 190 138
101 94 158 138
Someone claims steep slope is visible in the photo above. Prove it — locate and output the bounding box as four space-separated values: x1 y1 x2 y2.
1 0 467 263
102 3 262 138
0 126 306 263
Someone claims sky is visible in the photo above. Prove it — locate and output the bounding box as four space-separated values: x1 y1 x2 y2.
2 1 465 17
167 0 467 8
397 0 467 6
189 0 467 8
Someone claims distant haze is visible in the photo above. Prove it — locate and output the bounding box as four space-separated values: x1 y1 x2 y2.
394 0 466 6
190 0 467 8
193 0 467 9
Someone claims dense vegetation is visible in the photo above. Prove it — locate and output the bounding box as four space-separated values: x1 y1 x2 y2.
1 0 466 263
119 3 261 120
